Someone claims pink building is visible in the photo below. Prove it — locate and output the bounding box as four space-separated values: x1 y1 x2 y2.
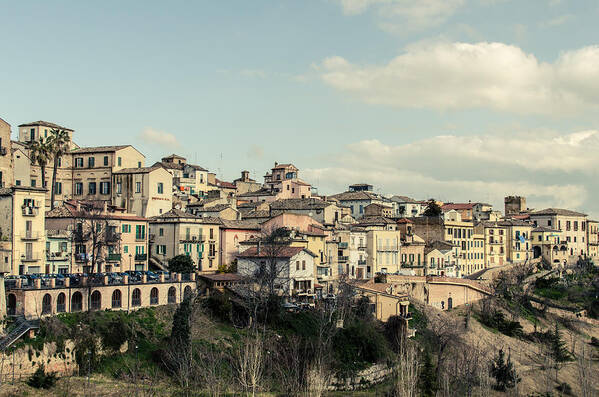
261 213 324 234
219 219 261 266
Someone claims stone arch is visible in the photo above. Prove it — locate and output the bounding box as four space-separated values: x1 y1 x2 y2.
112 289 122 308
168 286 177 304
91 290 102 311
132 288 141 306
183 285 192 299
42 293 52 315
72 292 83 312
150 287 159 305
57 293 66 313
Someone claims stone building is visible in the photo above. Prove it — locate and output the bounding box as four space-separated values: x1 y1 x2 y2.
0 117 13 188
529 208 589 261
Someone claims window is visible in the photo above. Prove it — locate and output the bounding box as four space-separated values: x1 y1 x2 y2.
100 182 110 195
89 182 96 195
118 157 122 166
138 161 142 168
159 228 164 236
123 245 128 253
157 182 163 194
75 182 83 195
168 287 177 303
359 205 363 214
57 293 66 312
30 179 36 187
58 158 62 167
71 292 83 312
112 290 122 308
574 221 578 231
116 181 122 194
30 128 35 141
88 157 95 168
90 291 101 310
548 220 552 227
132 288 141 306
75 157 83 167
135 182 141 193
150 287 159 305
55 182 62 194
103 156 109 166
122 224 131 233
296 261 300 271
15 180 20 186
302 260 306 270
42 294 52 315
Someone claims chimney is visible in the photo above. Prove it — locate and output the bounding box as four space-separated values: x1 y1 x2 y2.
274 161 278 167
76 201 81 212
103 201 108 214
257 241 261 255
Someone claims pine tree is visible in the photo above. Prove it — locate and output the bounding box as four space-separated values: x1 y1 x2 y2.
550 322 570 364
419 350 437 397
490 348 519 391
171 295 193 350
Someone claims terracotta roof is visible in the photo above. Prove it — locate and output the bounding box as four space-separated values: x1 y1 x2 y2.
396 218 413 224
237 188 275 198
532 226 561 233
356 216 396 226
238 246 316 258
329 191 380 201
72 145 134 154
270 198 331 211
151 208 201 220
18 120 73 131
162 154 186 160
243 210 271 219
200 273 243 282
272 163 297 170
213 179 236 189
530 208 587 217
113 164 167 174
220 219 261 230
442 203 475 211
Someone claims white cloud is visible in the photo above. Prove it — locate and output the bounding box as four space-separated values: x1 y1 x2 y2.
304 130 599 215
240 69 267 78
139 127 181 149
335 0 464 30
319 41 599 115
540 14 573 27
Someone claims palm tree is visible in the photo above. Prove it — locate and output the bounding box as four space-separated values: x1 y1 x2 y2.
47 128 71 209
27 138 51 190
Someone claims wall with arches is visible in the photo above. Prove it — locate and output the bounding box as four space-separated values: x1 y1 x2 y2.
6 280 197 319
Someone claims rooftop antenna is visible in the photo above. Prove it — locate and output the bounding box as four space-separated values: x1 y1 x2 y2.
218 152 223 178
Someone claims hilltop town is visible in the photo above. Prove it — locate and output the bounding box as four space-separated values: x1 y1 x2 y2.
0 119 597 396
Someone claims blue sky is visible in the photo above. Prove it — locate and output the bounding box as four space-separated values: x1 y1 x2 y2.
2 0 599 215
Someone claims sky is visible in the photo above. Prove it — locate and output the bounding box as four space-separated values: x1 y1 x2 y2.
1 0 599 216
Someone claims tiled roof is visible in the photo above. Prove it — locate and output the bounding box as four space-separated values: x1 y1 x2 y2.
213 179 236 189
442 203 475 211
238 246 316 258
497 219 533 227
243 210 271 219
113 164 166 174
71 145 132 154
391 195 417 203
329 191 380 201
356 216 396 226
220 219 261 230
200 273 243 282
237 188 275 198
532 226 561 233
530 208 587 217
198 204 234 212
272 163 297 170
150 209 202 221
269 198 331 211
18 120 74 131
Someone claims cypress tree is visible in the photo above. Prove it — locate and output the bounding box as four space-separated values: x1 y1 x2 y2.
490 348 518 391
419 350 437 397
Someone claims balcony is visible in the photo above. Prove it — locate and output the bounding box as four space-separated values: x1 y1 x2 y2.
107 253 121 262
106 232 121 242
357 259 367 266
75 253 88 263
135 253 147 261
338 242 348 249
74 230 90 242
358 245 367 251
46 251 68 261
135 234 146 242
338 255 349 262
377 246 399 252
21 231 40 241
21 255 40 262
0 147 7 156
179 235 205 243
21 206 39 216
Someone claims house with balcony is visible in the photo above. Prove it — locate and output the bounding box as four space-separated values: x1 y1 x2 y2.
0 186 47 275
45 200 149 273
397 219 426 275
237 245 317 296
425 240 459 277
45 230 72 274
498 219 534 264
529 208 589 262
149 209 221 273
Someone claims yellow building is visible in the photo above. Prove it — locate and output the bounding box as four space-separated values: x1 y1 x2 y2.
476 221 507 269
587 220 599 260
0 186 47 274
149 209 221 274
0 117 13 188
499 219 533 264
531 226 568 268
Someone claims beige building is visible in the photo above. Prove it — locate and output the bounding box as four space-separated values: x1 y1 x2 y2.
112 163 173 218
149 209 221 273
159 154 210 197
476 221 507 269
233 170 262 195
0 186 47 275
529 208 588 260
354 217 401 275
269 198 344 226
531 226 568 267
0 117 13 188
71 145 145 203
499 219 533 264
397 219 425 274
45 200 150 273
587 220 599 260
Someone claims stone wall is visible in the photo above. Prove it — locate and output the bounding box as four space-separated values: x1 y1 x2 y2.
328 363 393 391
0 340 77 382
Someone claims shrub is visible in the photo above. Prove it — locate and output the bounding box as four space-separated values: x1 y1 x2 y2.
168 254 195 273
332 320 388 378
479 309 523 337
205 291 232 323
556 382 573 395
27 365 57 389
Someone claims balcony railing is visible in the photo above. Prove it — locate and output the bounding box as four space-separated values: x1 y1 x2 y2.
338 255 349 262
75 253 88 262
357 259 367 266
46 251 68 260
21 231 40 240
338 242 348 249
377 245 399 252
358 245 367 251
74 230 90 242
135 253 147 261
21 206 39 216
135 234 146 242
106 232 121 242
21 255 40 262
107 253 122 262
179 235 205 242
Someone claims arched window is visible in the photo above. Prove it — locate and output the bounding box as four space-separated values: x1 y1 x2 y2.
132 288 141 306
112 290 122 308
72 292 83 312
42 294 52 315
90 291 102 311
150 287 159 305
183 286 192 300
168 286 177 304
7 294 16 316
57 293 66 313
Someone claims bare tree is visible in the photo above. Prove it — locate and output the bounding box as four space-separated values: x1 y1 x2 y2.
235 330 265 397
394 336 419 397
196 342 233 397
577 345 594 397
